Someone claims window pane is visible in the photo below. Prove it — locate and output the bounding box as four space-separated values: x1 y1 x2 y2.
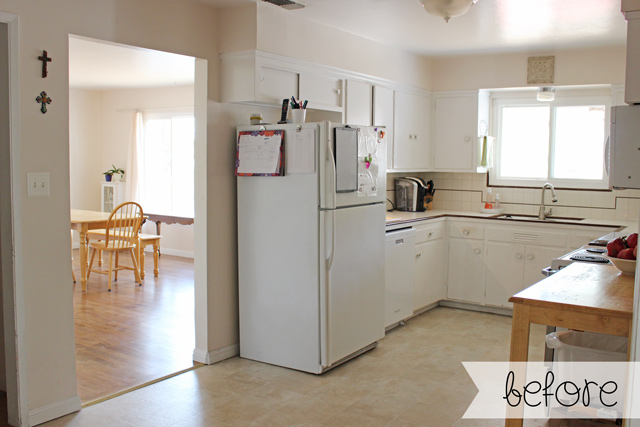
144 118 173 214
499 106 550 179
171 116 195 217
552 105 605 180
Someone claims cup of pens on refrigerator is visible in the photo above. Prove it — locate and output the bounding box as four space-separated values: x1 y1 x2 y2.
290 97 308 123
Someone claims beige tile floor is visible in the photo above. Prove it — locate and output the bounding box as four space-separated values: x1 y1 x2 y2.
43 307 549 427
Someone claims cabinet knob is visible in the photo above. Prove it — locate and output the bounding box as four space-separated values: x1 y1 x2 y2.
462 229 470 236
416 253 422 259
259 75 264 82
464 136 471 142
428 232 433 238
527 254 534 260
474 248 481 255
335 88 342 95
516 253 523 259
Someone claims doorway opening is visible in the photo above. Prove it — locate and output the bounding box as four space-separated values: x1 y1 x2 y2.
68 35 207 403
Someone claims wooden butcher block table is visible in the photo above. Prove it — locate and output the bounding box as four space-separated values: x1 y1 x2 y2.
506 261 635 427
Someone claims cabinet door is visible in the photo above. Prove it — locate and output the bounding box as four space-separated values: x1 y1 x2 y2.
345 80 372 126
485 242 525 308
523 245 566 288
447 238 485 304
299 74 343 111
258 66 298 105
393 91 431 170
414 238 446 311
373 85 395 170
433 95 477 171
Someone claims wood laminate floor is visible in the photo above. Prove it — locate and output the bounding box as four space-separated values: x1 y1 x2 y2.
72 250 197 403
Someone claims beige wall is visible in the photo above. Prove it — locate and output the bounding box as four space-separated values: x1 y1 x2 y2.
1 0 223 422
69 89 103 211
432 47 627 91
216 2 434 90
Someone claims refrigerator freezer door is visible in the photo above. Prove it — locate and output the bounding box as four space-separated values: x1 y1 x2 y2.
321 203 385 366
320 124 387 209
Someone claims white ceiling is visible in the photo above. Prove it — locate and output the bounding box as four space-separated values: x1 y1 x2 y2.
206 0 628 56
69 0 629 90
68 37 195 90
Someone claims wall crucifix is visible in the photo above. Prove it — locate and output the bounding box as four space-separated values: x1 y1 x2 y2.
38 50 52 78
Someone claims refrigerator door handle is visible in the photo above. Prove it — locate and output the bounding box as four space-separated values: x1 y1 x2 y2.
326 134 337 209
327 210 336 270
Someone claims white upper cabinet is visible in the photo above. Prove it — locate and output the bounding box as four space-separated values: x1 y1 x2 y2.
220 51 344 112
259 66 299 105
345 80 372 126
393 90 431 171
299 74 343 112
373 85 395 170
432 91 490 172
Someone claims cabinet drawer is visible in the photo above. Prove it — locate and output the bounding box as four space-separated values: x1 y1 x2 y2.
448 221 484 240
486 227 566 247
414 223 444 243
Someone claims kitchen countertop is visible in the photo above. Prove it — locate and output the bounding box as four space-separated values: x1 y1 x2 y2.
386 209 637 233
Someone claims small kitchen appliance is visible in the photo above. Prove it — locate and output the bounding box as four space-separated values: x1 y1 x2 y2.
394 177 432 212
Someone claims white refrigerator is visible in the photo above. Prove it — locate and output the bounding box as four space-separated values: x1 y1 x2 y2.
237 121 386 374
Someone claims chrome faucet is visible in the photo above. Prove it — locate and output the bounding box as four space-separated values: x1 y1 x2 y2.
538 183 558 220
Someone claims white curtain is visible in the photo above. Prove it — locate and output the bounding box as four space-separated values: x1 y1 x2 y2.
126 111 145 204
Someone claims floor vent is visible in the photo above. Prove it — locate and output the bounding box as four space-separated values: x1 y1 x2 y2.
262 0 305 10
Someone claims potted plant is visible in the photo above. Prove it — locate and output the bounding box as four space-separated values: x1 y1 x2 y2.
103 165 125 182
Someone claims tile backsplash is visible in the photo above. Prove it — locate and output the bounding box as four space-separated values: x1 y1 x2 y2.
387 172 640 222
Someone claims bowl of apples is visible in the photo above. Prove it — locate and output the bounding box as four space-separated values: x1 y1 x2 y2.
605 233 637 275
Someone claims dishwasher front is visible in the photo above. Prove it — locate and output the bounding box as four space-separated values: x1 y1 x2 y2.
385 227 416 329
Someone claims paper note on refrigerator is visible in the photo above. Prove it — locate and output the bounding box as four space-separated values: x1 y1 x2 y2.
236 131 284 175
286 129 315 174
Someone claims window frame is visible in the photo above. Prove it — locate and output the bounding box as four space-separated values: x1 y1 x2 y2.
490 91 611 190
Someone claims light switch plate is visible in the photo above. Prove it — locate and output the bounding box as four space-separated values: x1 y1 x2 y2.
27 173 50 197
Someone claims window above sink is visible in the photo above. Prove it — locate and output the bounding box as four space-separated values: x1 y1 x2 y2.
488 86 613 190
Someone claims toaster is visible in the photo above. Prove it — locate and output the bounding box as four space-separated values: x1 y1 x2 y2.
395 177 429 212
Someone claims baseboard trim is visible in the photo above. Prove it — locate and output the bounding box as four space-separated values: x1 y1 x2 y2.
155 248 194 259
193 343 239 365
30 395 81 426
438 300 512 317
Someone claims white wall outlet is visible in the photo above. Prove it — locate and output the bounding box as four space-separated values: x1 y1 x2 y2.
27 173 50 197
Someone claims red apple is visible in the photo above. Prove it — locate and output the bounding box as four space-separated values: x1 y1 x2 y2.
627 233 638 249
607 237 627 257
618 248 636 260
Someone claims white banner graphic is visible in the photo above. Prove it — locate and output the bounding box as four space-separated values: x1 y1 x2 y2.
462 362 640 420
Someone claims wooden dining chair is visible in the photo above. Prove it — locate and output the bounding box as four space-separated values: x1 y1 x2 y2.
87 202 144 291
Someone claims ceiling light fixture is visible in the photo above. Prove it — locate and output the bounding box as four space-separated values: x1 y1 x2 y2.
417 0 478 23
537 87 555 102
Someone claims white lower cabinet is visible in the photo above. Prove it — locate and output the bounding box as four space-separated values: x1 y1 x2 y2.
447 237 485 304
413 223 446 311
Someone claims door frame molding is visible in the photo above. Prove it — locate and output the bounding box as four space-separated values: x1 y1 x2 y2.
0 11 28 426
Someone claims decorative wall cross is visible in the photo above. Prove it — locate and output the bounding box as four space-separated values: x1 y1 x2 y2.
36 91 52 114
38 50 52 78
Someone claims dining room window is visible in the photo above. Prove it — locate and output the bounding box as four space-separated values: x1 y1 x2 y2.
490 90 611 189
140 109 195 217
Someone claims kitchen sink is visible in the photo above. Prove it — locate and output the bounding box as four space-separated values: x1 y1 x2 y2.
495 214 585 223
